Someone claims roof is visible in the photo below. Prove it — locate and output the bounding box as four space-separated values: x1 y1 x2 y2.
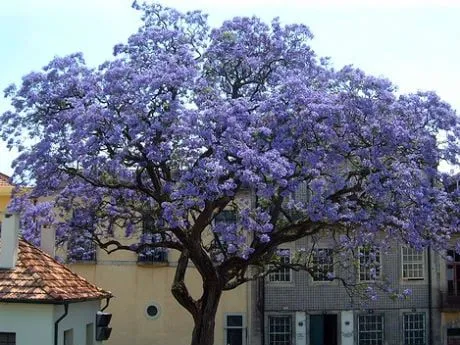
0 173 11 187
0 239 112 303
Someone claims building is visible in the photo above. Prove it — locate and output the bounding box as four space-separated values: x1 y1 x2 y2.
0 173 13 224
250 236 443 345
0 213 112 345
440 248 460 345
69 245 248 345
439 175 460 345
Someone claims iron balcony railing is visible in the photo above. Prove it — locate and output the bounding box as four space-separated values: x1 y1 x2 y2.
137 250 168 264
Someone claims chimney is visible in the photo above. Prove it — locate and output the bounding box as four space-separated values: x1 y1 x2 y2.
40 225 56 257
0 213 20 269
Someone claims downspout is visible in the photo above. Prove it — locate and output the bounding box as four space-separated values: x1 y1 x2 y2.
259 277 265 345
54 303 69 345
428 246 433 345
101 297 110 311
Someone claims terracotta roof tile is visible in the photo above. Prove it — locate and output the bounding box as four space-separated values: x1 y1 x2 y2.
0 239 112 303
0 173 11 187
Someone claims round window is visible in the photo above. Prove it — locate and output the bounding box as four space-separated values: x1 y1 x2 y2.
145 303 160 319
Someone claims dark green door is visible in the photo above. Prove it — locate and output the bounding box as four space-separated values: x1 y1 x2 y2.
310 315 324 345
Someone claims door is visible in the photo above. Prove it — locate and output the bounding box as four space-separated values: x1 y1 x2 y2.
324 315 337 345
310 314 337 345
310 315 324 345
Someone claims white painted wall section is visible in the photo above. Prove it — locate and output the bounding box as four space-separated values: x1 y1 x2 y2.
295 311 306 345
54 300 103 345
0 213 19 269
341 310 354 345
0 303 54 345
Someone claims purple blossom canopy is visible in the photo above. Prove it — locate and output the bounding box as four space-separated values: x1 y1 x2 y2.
1 2 459 274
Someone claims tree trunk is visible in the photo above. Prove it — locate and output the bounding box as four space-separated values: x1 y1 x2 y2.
190 283 222 345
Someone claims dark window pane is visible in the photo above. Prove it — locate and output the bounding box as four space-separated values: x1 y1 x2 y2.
448 328 460 336
146 305 158 317
227 315 243 327
0 332 16 345
215 210 237 223
227 329 243 345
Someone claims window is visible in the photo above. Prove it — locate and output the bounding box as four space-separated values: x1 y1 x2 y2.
447 250 460 296
0 332 15 345
447 328 460 345
268 249 291 282
213 210 237 247
64 329 73 345
68 209 96 262
403 313 425 345
68 235 97 262
138 215 167 263
145 302 161 320
359 248 381 281
268 315 292 345
215 210 237 224
311 248 334 281
402 247 424 280
86 323 94 345
358 315 383 345
225 314 245 345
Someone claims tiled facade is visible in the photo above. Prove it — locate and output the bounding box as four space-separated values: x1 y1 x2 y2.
250 241 444 345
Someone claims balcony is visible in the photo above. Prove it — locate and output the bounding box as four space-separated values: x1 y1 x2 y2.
441 292 460 311
137 250 168 265
68 239 97 263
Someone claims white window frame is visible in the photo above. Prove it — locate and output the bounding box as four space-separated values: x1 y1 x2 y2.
268 249 292 283
268 315 292 345
224 313 246 345
358 314 384 345
358 247 382 282
403 312 426 345
311 248 334 282
401 247 424 280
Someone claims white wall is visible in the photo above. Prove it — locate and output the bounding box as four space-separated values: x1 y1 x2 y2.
54 300 104 345
0 300 104 345
0 303 54 345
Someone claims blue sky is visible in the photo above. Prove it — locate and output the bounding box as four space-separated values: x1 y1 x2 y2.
1 0 459 175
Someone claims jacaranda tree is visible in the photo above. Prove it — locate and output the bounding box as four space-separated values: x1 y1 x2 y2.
1 3 460 345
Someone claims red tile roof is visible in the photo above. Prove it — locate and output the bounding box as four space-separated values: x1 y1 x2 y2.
0 239 112 303
0 173 11 187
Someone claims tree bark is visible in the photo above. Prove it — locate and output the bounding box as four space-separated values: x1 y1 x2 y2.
190 282 222 345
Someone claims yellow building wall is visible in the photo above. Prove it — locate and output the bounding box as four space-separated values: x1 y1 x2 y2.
443 312 460 324
0 185 13 222
69 191 251 345
71 250 248 345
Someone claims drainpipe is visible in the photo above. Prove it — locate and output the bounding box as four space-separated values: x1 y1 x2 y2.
54 303 69 345
101 298 110 312
428 247 433 345
259 277 265 345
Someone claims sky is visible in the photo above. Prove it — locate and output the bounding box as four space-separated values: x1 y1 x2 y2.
0 0 459 176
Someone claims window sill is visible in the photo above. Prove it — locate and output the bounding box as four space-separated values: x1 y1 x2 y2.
310 280 338 285
266 281 295 287
137 261 169 267
69 260 97 265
